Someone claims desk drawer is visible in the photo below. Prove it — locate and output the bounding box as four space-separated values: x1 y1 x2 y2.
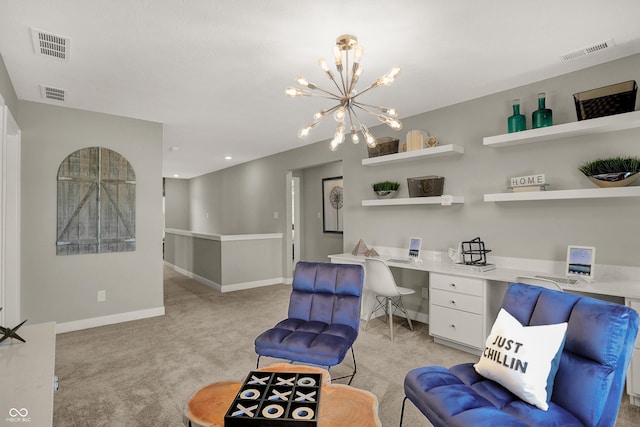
430 272 484 296
430 305 484 349
431 288 483 314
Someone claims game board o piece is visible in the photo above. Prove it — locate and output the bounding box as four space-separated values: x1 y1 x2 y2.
297 376 316 387
262 404 284 419
291 407 315 420
240 389 260 400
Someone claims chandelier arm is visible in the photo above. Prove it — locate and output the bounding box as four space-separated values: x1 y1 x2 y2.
355 101 394 113
325 71 346 95
337 67 348 97
308 85 343 99
350 82 379 100
347 65 360 96
352 103 379 117
305 93 343 101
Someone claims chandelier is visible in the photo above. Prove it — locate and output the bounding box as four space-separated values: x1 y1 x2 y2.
285 34 403 151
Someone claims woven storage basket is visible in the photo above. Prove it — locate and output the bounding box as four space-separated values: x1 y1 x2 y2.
367 137 399 158
407 176 444 197
574 80 637 121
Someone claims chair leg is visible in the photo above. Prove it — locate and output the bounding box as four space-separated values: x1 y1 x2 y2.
399 396 408 427
398 297 414 331
329 347 357 385
388 297 394 341
256 355 261 369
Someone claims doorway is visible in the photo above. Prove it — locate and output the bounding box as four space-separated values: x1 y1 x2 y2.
0 104 21 326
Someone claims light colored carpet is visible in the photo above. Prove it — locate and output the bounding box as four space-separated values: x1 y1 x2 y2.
53 266 640 426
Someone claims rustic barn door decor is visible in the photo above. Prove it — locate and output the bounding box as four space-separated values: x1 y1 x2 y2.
56 147 136 255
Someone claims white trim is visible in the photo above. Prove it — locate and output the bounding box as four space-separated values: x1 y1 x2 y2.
165 262 223 291
221 278 286 293
164 228 283 241
164 261 285 292
55 306 165 334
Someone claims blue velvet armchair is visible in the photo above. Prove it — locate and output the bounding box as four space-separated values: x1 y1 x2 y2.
254 261 365 384
401 283 639 427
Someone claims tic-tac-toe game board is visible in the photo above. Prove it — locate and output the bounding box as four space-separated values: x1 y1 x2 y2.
224 370 321 426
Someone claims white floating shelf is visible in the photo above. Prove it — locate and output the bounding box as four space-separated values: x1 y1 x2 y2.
484 186 640 202
361 144 464 166
362 195 464 206
483 110 640 148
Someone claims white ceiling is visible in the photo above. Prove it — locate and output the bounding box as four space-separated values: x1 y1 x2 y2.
2 0 640 178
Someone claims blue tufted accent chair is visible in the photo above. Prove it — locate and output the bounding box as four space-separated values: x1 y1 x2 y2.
401 283 639 427
254 262 365 384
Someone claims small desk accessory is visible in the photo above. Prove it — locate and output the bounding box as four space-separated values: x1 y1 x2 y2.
0 307 28 344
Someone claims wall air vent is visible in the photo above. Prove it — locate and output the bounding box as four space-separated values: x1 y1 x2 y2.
31 28 70 61
40 85 66 102
561 39 614 61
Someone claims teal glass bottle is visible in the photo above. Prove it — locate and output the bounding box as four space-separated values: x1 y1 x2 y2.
532 92 553 128
507 99 526 133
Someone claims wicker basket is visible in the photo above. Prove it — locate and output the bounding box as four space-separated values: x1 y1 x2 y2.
367 137 399 158
573 80 637 121
407 176 444 197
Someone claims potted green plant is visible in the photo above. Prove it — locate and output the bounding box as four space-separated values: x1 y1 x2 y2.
578 156 640 188
372 181 400 199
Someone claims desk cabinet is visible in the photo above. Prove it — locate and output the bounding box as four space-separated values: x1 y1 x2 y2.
626 298 640 406
429 273 488 354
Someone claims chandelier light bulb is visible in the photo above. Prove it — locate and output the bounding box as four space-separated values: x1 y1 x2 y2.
319 58 329 72
285 87 308 97
334 106 346 122
350 125 360 144
296 77 309 87
298 121 319 138
381 107 397 116
333 46 343 69
354 45 364 63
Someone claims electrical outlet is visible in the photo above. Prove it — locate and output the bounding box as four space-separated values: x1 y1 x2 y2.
273 211 279 219
97 290 106 302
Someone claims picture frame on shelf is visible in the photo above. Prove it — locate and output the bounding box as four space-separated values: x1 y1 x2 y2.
322 176 343 234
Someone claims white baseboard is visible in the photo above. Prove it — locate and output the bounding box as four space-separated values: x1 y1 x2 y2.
56 306 165 334
164 261 286 292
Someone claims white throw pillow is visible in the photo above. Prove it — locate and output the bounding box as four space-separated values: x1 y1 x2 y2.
474 308 568 411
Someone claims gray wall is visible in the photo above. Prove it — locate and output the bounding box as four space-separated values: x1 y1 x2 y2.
164 178 190 230
0 54 17 115
172 53 640 275
19 100 164 324
300 161 344 262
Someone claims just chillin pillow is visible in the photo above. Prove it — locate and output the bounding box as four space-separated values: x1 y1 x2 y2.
474 308 568 411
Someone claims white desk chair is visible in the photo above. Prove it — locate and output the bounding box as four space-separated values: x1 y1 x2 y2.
516 275 563 291
363 258 415 341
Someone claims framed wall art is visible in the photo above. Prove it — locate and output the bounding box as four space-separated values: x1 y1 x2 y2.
322 176 343 233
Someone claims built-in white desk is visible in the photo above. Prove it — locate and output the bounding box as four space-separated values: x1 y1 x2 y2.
0 322 56 426
329 250 640 405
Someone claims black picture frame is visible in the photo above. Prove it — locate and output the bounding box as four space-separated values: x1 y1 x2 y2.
322 176 343 234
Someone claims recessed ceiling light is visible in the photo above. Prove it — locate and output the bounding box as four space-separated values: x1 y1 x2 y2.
169 146 180 151
225 156 232 160
172 174 179 178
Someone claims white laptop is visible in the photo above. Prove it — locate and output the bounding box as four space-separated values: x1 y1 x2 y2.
388 237 422 264
535 245 596 285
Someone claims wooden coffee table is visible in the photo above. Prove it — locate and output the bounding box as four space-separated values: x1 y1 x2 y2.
184 363 381 427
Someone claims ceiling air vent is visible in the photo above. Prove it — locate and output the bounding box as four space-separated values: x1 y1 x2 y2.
40 85 66 102
561 39 614 61
31 28 70 61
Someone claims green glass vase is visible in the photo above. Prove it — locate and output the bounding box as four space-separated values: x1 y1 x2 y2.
532 92 553 128
507 99 526 133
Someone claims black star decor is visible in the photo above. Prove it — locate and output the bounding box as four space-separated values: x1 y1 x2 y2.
0 307 27 344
